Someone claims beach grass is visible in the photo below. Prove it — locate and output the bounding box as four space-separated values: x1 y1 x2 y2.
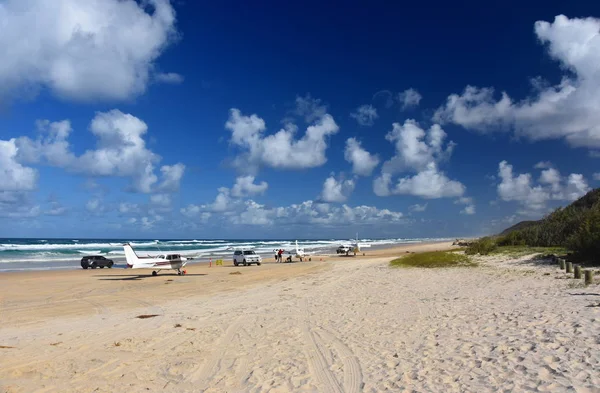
492 246 568 258
390 251 476 268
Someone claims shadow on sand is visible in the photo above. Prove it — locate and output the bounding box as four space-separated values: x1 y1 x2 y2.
94 273 207 281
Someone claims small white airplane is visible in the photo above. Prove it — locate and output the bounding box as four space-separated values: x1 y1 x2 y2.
123 243 192 276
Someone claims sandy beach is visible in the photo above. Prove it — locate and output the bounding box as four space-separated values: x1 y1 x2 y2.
1 241 598 393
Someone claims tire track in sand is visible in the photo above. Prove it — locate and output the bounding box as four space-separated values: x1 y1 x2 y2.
187 316 244 385
300 299 344 393
315 328 363 393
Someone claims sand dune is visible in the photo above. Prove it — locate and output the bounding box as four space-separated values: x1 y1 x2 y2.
1 242 598 392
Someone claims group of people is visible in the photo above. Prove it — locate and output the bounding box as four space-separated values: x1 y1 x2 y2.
274 249 286 263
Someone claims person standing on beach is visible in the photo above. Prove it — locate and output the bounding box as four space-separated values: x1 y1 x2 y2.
277 249 283 263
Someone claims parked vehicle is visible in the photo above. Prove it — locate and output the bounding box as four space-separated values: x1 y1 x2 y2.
81 255 114 269
232 249 262 266
336 245 353 255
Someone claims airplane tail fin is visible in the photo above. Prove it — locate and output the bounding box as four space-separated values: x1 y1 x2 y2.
123 243 139 268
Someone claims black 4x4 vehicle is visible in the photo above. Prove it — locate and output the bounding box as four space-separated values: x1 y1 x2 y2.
81 255 114 269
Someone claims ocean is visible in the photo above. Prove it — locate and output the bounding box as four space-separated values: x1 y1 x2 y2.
0 237 449 272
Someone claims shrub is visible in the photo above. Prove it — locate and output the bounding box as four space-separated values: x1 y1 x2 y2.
465 237 497 255
390 251 475 268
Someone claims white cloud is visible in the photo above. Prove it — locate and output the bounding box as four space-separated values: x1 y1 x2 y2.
0 0 178 102
455 196 476 215
203 187 236 212
0 139 38 191
320 176 355 203
16 120 75 167
461 205 476 215
409 203 427 213
350 105 378 126
374 120 465 199
150 194 171 207
230 176 268 198
534 161 552 169
119 202 139 214
344 138 380 176
155 73 184 84
226 97 339 173
180 204 201 218
392 163 466 199
497 160 590 214
13 110 184 193
157 163 185 192
434 15 600 149
593 173 600 181
398 88 422 110
373 90 395 108
382 120 455 174
86 198 104 213
228 199 404 227
373 173 392 197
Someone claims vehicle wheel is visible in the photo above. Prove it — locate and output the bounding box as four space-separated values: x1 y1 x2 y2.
256 262 261 266
91 263 97 269
82 266 88 270
108 262 114 268
99 266 104 269
152 271 158 276
234 261 239 266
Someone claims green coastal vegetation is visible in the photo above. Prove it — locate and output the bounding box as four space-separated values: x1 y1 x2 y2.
390 251 476 268
465 189 600 265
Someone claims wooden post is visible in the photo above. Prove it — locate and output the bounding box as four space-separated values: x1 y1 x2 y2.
584 270 593 285
574 265 582 279
559 259 566 270
566 262 573 273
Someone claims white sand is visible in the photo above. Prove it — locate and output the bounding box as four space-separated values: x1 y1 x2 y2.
1 245 599 392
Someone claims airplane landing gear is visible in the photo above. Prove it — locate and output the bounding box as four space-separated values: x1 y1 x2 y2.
152 271 158 276
177 269 186 275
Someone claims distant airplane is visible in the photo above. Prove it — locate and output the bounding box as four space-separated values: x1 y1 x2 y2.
123 243 193 276
339 234 371 256
276 241 309 262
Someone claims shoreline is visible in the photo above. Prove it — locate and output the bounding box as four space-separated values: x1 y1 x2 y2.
0 239 455 274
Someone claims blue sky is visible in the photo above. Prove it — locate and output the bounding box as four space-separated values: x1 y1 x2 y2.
1 0 599 239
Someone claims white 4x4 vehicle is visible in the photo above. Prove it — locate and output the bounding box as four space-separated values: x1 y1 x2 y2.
233 249 262 266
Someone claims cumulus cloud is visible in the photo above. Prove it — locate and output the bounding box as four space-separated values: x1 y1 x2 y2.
0 0 179 102
398 88 422 110
382 120 455 174
228 200 404 227
409 203 427 213
391 163 466 199
344 138 379 176
157 163 186 192
230 176 268 197
86 198 105 213
150 194 171 207
320 176 355 203
119 202 140 214
350 105 378 126
455 196 476 215
0 139 38 192
434 15 600 149
497 160 590 214
373 120 465 199
12 110 185 193
155 72 184 84
226 97 339 173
